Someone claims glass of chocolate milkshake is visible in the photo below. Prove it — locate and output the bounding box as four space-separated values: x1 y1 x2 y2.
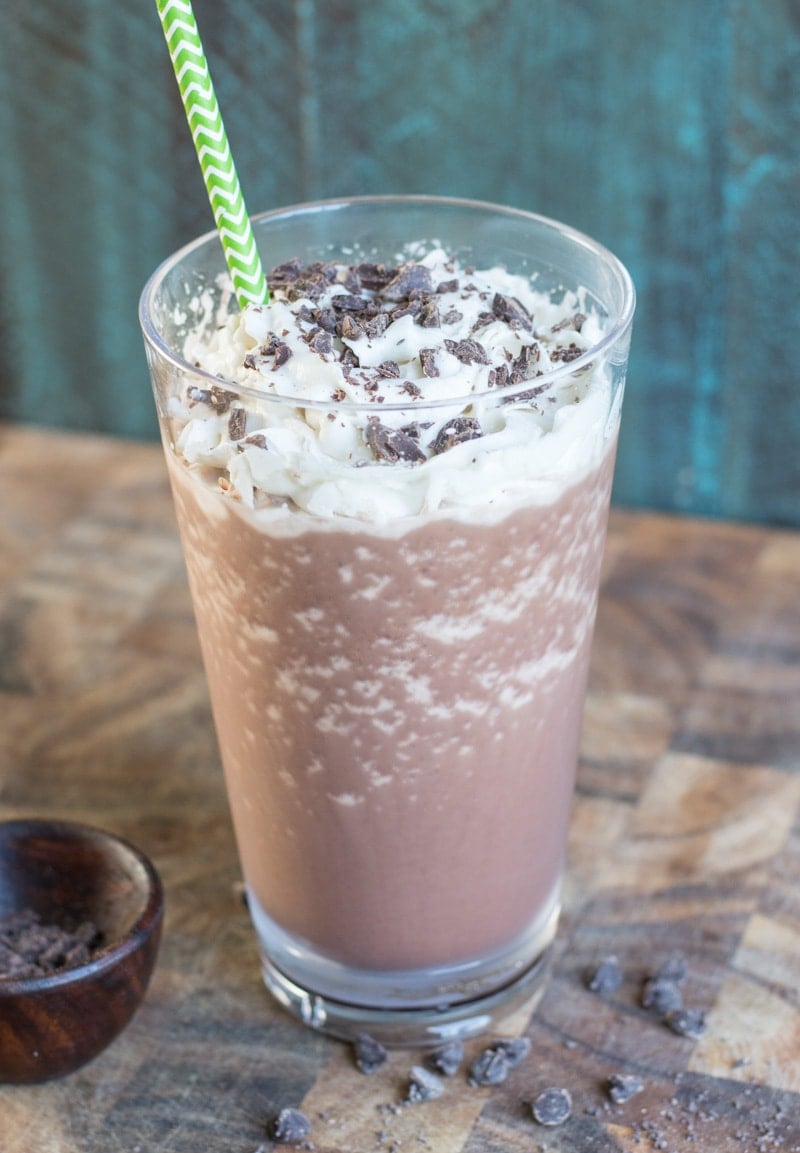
140 196 634 1045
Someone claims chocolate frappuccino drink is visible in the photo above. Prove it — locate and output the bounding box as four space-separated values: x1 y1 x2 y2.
141 197 634 1043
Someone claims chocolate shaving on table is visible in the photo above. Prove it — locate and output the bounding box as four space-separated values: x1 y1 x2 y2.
430 416 482 455
366 418 426 464
642 976 683 1014
270 1107 312 1145
353 1033 388 1074
426 1039 464 1077
406 1065 444 1104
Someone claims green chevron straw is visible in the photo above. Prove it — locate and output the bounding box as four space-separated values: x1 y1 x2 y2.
155 0 269 308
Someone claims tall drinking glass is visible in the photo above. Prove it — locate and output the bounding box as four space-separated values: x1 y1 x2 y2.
140 196 635 1045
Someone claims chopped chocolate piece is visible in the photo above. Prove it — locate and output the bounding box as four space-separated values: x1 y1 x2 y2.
340 314 365 341
488 364 509 389
607 1073 645 1104
353 1033 388 1074
341 346 360 370
587 955 623 994
382 263 434 301
656 953 688 985
228 408 246 441
550 342 583 363
444 338 491 366
331 388 347 402
417 300 441 328
468 1047 510 1087
273 341 292 368
376 360 401 378
492 292 533 330
442 308 463 325
642 976 683 1015
208 384 237 413
419 349 439 378
436 278 459 294
509 343 541 383
355 261 397 291
401 381 423 398
491 1037 531 1067
331 293 369 312
426 1039 463 1077
407 1065 444 1104
400 422 422 440
390 300 423 321
365 312 390 338
344 268 362 294
551 311 586 333
270 1107 312 1145
307 329 334 358
511 382 548 403
296 303 316 323
313 306 337 333
665 1008 707 1039
430 416 482 456
243 433 268 450
470 309 496 333
366 418 426 464
532 1087 573 1127
268 258 304 288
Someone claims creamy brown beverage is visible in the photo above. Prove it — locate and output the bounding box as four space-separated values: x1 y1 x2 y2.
141 198 634 1042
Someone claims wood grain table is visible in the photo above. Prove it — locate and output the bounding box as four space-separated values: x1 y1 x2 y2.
1 424 798 1152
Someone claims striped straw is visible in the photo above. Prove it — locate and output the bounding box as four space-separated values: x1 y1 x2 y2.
155 0 269 308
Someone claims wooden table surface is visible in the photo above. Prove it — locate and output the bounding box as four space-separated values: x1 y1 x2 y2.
1 424 798 1152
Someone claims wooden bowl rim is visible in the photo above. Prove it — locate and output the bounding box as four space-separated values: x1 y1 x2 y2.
0 817 164 996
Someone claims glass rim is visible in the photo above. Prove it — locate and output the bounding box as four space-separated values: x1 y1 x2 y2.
139 194 636 415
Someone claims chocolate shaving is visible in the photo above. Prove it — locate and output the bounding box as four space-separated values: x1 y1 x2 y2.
401 381 423 397
492 292 533 330
442 308 463 325
443 338 490 365
365 312 390 338
228 408 246 440
209 384 237 413
509 343 541 383
331 293 369 312
419 348 439 378
550 342 583 363
551 311 586 333
307 329 334 357
313 307 338 333
366 418 426 463
382 262 434 301
376 361 401 378
430 416 482 455
436 278 459 294
488 364 509 389
355 261 397 291
417 299 441 328
340 314 365 341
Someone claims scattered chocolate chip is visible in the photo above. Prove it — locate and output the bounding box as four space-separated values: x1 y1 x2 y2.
366 419 427 464
587 955 623 995
331 293 369 312
401 381 423 397
353 1033 388 1074
509 343 541 383
268 258 304 289
270 1107 312 1145
425 1040 463 1077
436 278 459 294
417 300 441 328
468 1046 510 1087
382 263 434 301
488 364 509 389
273 341 292 368
642 977 683 1015
419 349 439 378
665 1008 707 1039
243 433 268 450
331 388 347 402
365 313 390 338
430 416 482 455
209 384 237 413
492 292 533 330
532 1087 573 1127
444 337 491 366
228 408 246 441
355 261 397 291
312 307 337 333
406 1065 444 1103
656 953 688 985
607 1073 646 1104
491 1037 531 1067
339 314 365 340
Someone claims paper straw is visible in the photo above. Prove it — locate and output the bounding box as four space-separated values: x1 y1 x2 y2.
155 0 269 308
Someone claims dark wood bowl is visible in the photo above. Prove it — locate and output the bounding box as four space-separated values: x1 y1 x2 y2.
0 818 164 1084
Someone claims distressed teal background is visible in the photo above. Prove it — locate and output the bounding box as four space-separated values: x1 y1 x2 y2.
0 1 798 524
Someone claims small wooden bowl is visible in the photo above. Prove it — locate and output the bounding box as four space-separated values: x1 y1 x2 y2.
0 818 164 1084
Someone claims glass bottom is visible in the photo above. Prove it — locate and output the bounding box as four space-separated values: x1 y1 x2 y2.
250 887 559 1046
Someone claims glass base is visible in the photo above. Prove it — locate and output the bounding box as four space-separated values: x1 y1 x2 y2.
260 945 553 1047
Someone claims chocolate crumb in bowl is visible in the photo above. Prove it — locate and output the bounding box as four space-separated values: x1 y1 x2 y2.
0 908 102 981
607 1073 646 1104
532 1086 573 1127
270 1107 312 1145
353 1033 388 1074
425 1039 464 1077
406 1065 444 1104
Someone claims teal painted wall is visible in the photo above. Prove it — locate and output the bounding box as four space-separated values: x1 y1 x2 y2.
0 1 798 525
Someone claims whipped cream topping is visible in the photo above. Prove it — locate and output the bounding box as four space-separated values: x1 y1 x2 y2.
168 248 618 525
